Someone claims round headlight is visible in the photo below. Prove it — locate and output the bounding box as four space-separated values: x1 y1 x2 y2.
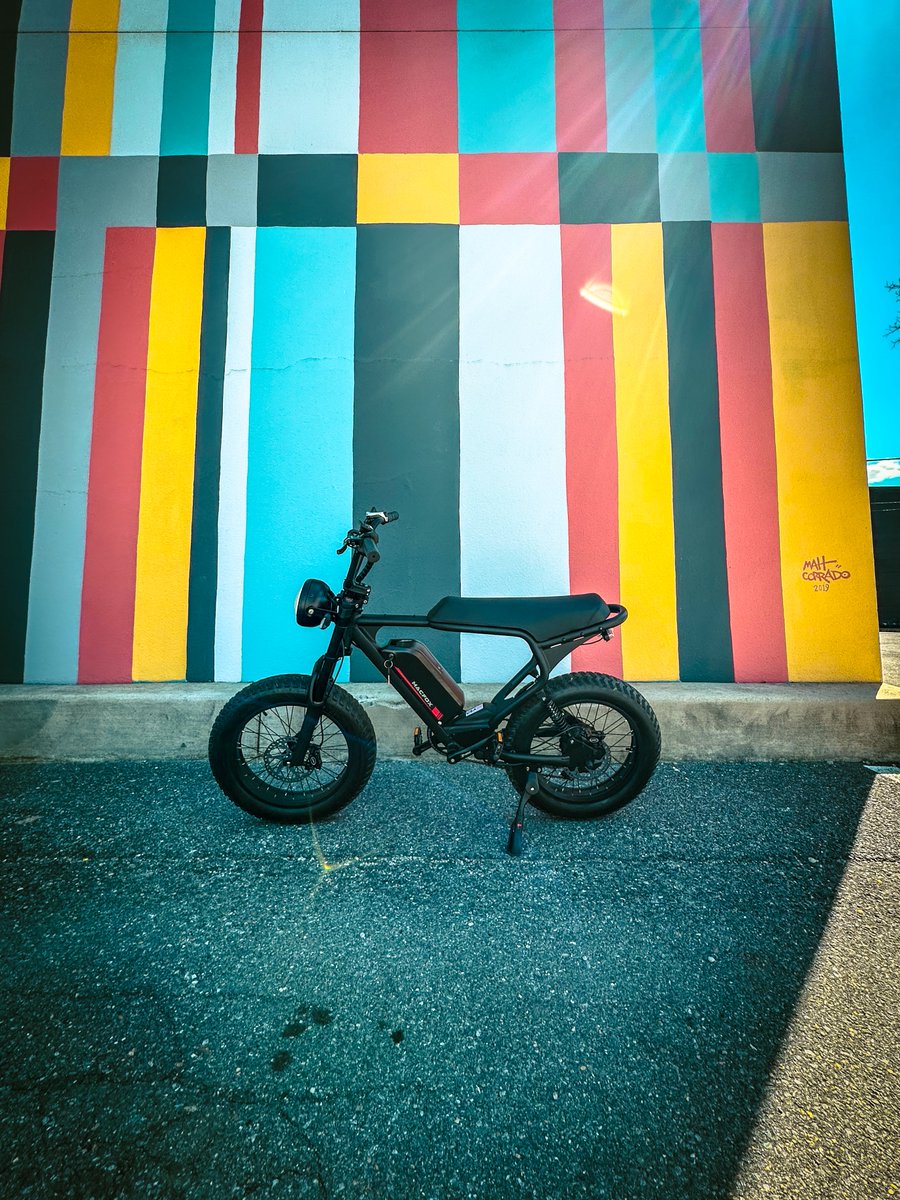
295 578 337 627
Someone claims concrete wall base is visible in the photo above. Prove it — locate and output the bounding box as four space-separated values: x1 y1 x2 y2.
0 682 897 763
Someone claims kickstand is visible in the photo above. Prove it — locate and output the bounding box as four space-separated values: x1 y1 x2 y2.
507 771 540 856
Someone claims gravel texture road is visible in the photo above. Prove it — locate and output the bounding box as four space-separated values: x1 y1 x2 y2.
1 758 897 1199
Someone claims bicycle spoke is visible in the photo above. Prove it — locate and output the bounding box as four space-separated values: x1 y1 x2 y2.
527 696 637 799
237 704 351 800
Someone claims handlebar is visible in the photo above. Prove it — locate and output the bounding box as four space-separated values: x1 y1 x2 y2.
366 509 398 526
336 508 400 571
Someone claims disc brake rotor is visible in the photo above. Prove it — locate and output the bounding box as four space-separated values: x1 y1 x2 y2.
262 736 321 780
560 725 611 773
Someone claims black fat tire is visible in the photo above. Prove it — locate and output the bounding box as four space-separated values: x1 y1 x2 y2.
503 672 661 819
208 674 376 823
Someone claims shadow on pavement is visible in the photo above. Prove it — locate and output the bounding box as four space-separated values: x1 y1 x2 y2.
0 759 877 1198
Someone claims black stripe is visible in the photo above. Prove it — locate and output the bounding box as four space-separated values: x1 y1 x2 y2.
0 231 55 682
157 155 208 227
662 222 734 683
186 227 230 682
0 0 23 157
353 225 461 683
748 0 842 152
257 155 357 227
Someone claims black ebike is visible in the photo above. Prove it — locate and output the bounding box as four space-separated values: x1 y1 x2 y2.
208 510 661 852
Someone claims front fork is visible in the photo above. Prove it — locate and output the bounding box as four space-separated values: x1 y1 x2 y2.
288 621 350 767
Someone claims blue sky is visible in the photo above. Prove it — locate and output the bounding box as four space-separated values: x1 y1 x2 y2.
833 0 900 463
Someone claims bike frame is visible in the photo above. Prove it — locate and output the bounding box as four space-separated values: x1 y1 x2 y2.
298 538 627 767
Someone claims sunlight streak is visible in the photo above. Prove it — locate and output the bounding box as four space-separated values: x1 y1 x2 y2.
579 276 629 316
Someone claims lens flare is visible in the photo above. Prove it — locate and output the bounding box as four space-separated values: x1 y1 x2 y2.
579 276 628 316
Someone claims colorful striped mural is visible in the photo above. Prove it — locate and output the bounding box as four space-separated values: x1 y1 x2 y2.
0 0 881 685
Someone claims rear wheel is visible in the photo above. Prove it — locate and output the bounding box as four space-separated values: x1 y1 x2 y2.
503 672 660 818
208 674 376 823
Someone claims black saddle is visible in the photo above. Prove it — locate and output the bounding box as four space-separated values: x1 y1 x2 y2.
427 594 610 644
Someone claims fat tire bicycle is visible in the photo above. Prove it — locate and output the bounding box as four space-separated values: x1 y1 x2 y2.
209 510 661 853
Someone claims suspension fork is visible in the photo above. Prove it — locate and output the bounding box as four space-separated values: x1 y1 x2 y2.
288 619 352 766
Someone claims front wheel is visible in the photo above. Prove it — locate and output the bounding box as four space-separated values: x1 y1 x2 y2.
208 674 376 823
503 672 661 818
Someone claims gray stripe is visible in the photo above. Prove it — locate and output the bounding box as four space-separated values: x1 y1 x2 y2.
605 29 657 154
353 225 461 683
658 152 710 222
206 153 258 227
24 158 158 683
10 31 69 155
758 153 848 222
12 0 71 153
18 0 72 30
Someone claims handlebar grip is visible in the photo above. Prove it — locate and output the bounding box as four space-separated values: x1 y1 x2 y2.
361 536 380 565
365 508 399 527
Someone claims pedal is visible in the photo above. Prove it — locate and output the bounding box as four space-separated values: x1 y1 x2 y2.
412 726 427 757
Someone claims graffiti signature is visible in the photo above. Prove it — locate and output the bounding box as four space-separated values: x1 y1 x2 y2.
801 555 851 583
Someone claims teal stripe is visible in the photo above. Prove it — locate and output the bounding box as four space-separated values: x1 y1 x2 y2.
652 0 706 152
242 228 356 682
458 31 556 152
160 0 215 155
457 0 552 29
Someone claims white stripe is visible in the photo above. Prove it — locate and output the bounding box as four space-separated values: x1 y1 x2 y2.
214 228 256 682
458 226 570 684
208 0 242 154
258 31 359 153
212 0 243 30
262 1 358 31
110 1 168 156
208 35 239 154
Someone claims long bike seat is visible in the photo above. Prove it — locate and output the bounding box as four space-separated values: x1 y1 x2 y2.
426 594 611 644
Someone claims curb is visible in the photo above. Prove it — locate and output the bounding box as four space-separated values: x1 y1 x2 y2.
0 682 898 763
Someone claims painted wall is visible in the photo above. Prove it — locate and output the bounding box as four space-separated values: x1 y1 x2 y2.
832 0 900 463
0 0 881 685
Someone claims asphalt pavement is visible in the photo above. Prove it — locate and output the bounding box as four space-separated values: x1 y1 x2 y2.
1 759 898 1200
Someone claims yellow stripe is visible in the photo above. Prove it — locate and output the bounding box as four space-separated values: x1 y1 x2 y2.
0 158 9 228
612 223 680 681
357 154 459 224
764 222 881 682
60 0 120 156
132 228 206 682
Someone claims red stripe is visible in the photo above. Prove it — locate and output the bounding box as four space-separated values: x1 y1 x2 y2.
554 1 605 152
359 0 454 30
78 228 156 684
459 153 558 224
359 1 457 152
711 224 788 682
560 224 622 677
5 157 59 230
234 0 263 154
700 0 755 151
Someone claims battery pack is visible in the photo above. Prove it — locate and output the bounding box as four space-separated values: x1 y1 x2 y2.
381 638 465 721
